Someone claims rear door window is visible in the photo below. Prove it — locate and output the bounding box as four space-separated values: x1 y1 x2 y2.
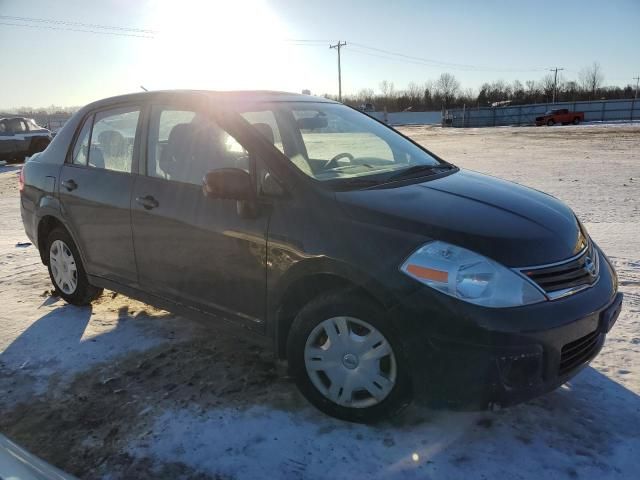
9 119 26 133
88 107 140 172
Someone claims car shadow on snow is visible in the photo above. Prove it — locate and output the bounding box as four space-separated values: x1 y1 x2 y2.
0 303 92 404
0 296 178 407
1 297 638 479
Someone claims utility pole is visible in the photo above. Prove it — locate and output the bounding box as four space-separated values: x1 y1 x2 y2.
549 67 564 104
330 41 347 102
634 76 640 99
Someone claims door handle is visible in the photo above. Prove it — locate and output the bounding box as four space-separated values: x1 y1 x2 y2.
136 195 159 210
61 179 78 191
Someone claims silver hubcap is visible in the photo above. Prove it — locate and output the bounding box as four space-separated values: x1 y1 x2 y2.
49 239 78 295
304 316 397 408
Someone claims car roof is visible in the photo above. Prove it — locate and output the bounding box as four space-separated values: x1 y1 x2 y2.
84 90 338 111
0 116 29 122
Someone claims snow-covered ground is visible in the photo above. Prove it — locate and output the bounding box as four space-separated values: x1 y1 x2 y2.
0 124 638 479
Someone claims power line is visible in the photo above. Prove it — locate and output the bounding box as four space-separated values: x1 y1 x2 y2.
284 39 332 44
0 21 154 38
350 41 547 73
330 41 347 101
0 14 156 34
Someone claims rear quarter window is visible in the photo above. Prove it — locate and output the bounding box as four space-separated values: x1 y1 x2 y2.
72 116 93 166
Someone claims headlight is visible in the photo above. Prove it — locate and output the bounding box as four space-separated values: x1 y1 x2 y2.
400 241 545 308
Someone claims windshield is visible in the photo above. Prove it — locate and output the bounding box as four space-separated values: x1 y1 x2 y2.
234 102 444 182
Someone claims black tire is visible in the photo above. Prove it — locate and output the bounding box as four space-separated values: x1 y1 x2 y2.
287 291 412 423
573 117 580 125
547 119 555 126
46 227 102 305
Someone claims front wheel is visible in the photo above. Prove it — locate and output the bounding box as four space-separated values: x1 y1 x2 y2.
46 227 102 305
547 119 555 126
287 292 412 423
573 117 580 125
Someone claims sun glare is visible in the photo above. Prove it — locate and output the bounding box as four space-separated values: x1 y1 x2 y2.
138 0 300 92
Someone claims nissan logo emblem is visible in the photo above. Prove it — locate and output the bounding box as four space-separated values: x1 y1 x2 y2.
584 256 596 276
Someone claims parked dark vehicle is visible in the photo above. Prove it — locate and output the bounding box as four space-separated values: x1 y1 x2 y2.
0 117 52 162
20 90 622 423
535 108 584 126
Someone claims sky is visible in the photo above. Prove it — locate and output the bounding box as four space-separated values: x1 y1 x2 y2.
1 0 639 109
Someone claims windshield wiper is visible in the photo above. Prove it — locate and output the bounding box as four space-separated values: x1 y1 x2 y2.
323 163 375 172
386 163 454 182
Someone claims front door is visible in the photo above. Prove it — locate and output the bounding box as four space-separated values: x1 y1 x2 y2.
131 103 269 329
58 105 141 283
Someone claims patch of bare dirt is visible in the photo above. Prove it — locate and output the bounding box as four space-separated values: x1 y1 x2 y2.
0 332 300 478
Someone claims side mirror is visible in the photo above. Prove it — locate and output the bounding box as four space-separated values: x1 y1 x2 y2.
203 168 253 200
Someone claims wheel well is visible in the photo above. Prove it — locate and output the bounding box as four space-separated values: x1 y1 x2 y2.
37 216 64 264
275 273 381 359
30 137 50 154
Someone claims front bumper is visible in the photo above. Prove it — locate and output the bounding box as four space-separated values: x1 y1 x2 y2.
389 248 622 409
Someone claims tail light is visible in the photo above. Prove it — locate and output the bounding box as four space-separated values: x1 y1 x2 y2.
19 167 25 192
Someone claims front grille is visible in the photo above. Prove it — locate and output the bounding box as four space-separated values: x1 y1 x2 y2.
559 329 601 375
521 242 598 297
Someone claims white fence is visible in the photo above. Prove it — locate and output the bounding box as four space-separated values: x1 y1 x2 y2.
446 98 640 128
368 111 442 126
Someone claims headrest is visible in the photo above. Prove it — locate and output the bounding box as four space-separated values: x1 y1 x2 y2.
98 130 125 157
159 123 194 175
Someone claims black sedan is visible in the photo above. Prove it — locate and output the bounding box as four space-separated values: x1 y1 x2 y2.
20 90 622 422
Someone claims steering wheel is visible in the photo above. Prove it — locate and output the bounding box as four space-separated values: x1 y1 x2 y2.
324 152 354 170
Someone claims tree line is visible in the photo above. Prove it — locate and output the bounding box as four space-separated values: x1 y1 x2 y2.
331 62 638 112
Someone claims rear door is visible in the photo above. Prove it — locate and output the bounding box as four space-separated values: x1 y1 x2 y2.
131 101 270 329
58 105 141 284
0 120 16 158
8 119 29 155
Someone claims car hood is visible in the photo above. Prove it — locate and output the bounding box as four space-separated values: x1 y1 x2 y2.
336 169 585 267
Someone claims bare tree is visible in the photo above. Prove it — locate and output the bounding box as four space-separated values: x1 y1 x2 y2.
525 80 537 96
356 88 375 103
579 62 604 98
539 74 556 100
406 82 422 105
434 73 460 107
379 80 396 98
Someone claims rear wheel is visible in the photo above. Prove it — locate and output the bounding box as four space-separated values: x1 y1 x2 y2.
547 119 555 126
46 227 102 305
287 291 412 423
573 117 580 125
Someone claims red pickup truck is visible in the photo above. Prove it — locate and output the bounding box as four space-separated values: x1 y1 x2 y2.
535 108 584 126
